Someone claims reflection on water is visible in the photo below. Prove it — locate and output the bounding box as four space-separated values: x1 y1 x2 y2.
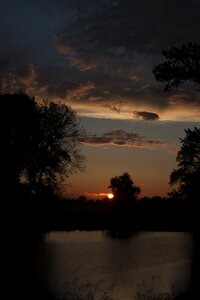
36 231 194 300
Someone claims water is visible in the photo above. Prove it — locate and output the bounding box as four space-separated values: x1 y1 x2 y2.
36 231 194 299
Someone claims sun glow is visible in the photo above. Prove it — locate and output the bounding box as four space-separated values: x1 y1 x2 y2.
107 193 114 199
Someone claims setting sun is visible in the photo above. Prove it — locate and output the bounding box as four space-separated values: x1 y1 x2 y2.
107 193 114 199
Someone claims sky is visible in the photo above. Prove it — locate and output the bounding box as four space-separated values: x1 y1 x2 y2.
1 0 200 198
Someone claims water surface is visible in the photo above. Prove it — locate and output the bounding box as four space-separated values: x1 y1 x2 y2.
36 231 193 299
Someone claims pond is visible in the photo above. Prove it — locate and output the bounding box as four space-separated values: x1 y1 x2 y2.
36 231 194 300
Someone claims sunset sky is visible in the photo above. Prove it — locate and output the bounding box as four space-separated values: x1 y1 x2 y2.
1 0 200 198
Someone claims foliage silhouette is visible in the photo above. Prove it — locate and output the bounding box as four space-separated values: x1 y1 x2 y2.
153 44 200 299
107 173 141 232
169 127 200 205
153 44 200 211
1 93 85 299
108 172 141 203
153 43 200 91
0 93 85 193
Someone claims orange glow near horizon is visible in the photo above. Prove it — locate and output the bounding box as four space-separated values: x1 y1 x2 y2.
79 192 116 200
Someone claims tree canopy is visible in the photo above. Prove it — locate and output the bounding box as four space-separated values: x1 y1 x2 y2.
0 93 85 193
153 43 200 91
108 172 141 203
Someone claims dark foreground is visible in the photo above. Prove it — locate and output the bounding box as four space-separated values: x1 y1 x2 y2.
4 193 200 299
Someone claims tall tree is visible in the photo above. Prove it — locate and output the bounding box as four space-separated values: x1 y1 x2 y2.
0 93 86 299
23 100 85 190
169 127 200 203
153 44 200 203
0 93 85 192
153 43 200 298
153 43 200 203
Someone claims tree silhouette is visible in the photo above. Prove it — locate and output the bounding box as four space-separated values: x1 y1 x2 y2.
170 127 200 204
153 43 200 91
0 92 86 249
153 45 200 298
107 172 140 235
170 128 200 299
0 93 85 193
108 172 141 203
153 44 200 204
23 100 85 191
1 93 86 298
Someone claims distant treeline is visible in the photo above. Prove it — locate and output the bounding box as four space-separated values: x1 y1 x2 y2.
48 195 193 233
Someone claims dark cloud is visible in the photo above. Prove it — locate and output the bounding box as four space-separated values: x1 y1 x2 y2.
55 0 200 75
51 0 200 111
133 111 160 121
1 0 200 116
80 129 167 149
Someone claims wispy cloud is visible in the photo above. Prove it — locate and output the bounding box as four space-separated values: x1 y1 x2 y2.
129 74 143 81
56 43 96 71
103 101 123 114
0 64 37 93
80 129 167 150
66 81 96 101
36 81 96 103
